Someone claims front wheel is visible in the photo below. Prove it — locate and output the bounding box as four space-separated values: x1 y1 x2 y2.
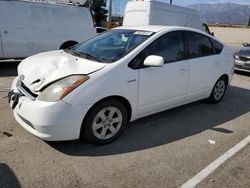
83 100 128 145
208 77 227 104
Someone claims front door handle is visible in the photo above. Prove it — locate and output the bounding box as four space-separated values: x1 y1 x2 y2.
178 68 188 75
215 61 219 67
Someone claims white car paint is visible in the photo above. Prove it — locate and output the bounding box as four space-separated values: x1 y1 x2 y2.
9 25 234 142
0 0 96 59
138 59 189 116
17 50 106 93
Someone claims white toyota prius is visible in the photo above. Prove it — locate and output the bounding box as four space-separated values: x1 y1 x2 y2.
9 26 234 145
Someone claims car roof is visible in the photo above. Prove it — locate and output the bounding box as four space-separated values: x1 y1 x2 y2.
114 25 193 33
114 25 221 43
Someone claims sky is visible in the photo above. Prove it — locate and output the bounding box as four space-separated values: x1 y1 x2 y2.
115 0 250 15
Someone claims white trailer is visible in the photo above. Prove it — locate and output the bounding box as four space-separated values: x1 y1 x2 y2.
123 0 212 34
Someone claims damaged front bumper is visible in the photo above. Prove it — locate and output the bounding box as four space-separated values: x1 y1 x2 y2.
9 76 91 141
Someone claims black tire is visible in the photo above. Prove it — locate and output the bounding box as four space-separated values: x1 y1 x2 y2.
82 100 128 145
208 77 227 104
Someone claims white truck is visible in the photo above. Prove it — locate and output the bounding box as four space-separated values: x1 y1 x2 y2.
0 0 96 59
123 0 212 35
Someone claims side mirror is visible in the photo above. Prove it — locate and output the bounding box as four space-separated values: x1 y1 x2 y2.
143 55 164 67
243 43 250 47
211 32 214 36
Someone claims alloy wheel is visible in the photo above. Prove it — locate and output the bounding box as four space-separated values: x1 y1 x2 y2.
92 107 123 140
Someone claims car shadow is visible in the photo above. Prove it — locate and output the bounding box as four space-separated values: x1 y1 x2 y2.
0 61 20 77
0 163 21 188
49 85 250 156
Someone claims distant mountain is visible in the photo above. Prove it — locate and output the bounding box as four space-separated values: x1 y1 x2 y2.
188 3 250 25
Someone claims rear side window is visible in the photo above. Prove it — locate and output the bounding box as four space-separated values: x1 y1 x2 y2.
212 39 224 54
187 31 214 58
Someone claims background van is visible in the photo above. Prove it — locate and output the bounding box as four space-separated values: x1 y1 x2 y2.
123 0 212 34
0 0 96 59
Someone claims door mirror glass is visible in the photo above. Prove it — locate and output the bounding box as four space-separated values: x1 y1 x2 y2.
143 55 164 67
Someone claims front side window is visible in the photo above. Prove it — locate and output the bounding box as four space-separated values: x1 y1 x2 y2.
128 31 186 69
187 31 214 58
65 29 154 63
144 31 185 63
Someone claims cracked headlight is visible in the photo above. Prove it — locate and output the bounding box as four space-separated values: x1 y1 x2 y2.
37 75 89 102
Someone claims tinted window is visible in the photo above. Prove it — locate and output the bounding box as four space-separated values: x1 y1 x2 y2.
96 28 106 33
144 31 185 63
212 39 223 54
202 24 211 34
128 31 185 69
187 31 214 58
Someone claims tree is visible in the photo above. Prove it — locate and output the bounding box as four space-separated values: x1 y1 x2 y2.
85 0 108 25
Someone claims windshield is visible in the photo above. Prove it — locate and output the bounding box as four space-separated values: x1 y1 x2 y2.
67 29 154 63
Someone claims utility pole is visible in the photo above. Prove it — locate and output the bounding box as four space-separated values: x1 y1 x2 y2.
248 16 250 28
107 0 112 28
170 0 173 4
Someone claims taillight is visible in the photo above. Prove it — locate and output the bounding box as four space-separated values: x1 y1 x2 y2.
93 16 96 28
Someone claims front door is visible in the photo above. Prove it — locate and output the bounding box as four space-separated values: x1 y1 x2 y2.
136 31 189 116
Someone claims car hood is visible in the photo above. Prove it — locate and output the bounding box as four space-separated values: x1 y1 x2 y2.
237 47 250 57
18 50 106 92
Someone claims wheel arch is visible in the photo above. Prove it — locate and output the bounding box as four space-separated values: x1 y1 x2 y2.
59 40 78 49
211 74 229 94
219 74 229 86
80 95 132 138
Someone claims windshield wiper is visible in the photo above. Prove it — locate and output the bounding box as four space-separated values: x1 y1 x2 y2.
73 51 101 62
63 47 73 54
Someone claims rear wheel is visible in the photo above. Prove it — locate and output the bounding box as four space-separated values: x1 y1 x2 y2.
83 100 128 145
208 77 227 104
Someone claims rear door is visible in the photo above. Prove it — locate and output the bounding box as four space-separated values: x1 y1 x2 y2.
1 2 33 58
1 25 33 58
186 31 221 101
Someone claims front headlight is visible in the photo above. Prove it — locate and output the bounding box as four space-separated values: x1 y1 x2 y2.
234 55 239 60
37 75 89 102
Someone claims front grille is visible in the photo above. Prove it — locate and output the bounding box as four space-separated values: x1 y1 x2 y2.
239 56 250 61
244 63 250 69
235 65 250 70
21 82 38 98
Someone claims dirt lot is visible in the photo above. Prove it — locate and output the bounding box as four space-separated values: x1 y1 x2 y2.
210 27 250 47
0 59 250 188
